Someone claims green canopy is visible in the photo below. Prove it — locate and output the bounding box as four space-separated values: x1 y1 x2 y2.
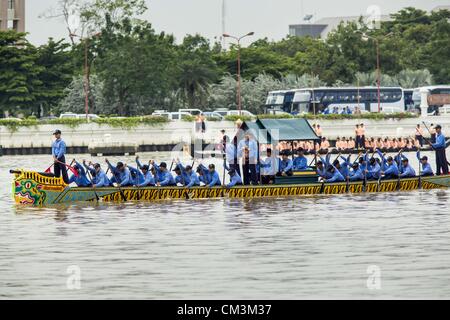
241 118 319 144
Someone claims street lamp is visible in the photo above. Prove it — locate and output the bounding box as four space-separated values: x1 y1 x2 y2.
223 32 255 115
361 32 393 113
69 32 102 120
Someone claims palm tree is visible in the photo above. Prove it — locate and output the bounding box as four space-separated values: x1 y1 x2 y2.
395 69 433 88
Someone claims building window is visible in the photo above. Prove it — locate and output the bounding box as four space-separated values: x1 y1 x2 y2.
8 0 14 10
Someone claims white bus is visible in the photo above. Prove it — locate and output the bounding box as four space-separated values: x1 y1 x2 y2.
265 90 288 112
412 85 450 115
265 87 405 114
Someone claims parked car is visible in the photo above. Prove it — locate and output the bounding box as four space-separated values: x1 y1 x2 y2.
59 113 78 119
213 108 230 117
226 110 256 117
152 111 192 121
59 113 100 120
178 108 203 116
203 111 224 120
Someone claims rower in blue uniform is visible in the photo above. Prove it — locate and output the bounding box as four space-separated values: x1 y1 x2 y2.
319 154 333 179
278 151 293 176
226 169 243 188
83 161 111 187
206 164 221 188
182 165 200 188
151 161 176 186
376 149 388 172
136 165 155 187
348 162 364 181
339 154 351 178
381 156 399 179
416 152 434 177
135 156 155 186
127 165 144 186
333 158 348 178
366 157 381 180
323 164 345 183
106 159 133 187
431 124 449 175
316 160 327 179
197 163 211 185
173 164 191 186
68 161 91 187
399 156 416 178
293 148 308 171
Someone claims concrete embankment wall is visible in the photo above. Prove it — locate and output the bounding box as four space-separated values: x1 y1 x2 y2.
1 117 449 156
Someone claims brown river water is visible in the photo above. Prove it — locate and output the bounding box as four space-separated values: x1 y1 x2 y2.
0 151 449 299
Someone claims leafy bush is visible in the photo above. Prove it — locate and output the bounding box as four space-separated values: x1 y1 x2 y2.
0 116 170 132
0 119 39 133
296 112 418 121
181 115 196 122
206 116 221 122
257 114 294 119
224 115 255 122
94 116 169 129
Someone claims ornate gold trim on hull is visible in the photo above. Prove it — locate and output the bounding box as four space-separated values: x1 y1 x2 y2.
11 170 450 205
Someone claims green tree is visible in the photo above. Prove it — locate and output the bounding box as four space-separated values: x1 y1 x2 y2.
395 69 433 88
34 39 75 116
58 74 107 114
0 31 43 117
94 19 177 115
176 35 220 108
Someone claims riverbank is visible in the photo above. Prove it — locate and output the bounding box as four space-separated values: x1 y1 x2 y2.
1 116 449 156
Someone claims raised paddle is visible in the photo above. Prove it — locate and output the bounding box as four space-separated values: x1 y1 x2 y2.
54 159 79 177
45 159 76 174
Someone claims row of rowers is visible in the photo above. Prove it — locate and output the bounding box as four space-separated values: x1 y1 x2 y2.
315 150 433 183
66 157 243 188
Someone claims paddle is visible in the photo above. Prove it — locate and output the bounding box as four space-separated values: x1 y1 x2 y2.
45 159 75 174
319 178 326 194
396 150 403 191
83 163 100 202
418 150 422 190
54 159 79 177
106 159 127 202
222 157 226 186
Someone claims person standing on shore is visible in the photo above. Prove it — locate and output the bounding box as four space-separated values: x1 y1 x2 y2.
360 123 366 149
430 123 436 143
415 124 424 147
315 124 323 144
355 124 361 149
432 125 449 175
51 129 69 183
